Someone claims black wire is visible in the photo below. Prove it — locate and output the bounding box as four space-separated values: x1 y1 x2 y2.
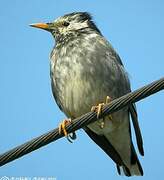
0 77 163 167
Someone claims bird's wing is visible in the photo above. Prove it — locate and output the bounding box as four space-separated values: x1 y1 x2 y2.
50 72 63 112
50 49 65 113
129 104 144 156
109 41 144 156
130 140 144 175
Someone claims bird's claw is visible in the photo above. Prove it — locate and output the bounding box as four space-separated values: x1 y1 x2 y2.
59 119 76 143
91 96 113 120
91 103 105 118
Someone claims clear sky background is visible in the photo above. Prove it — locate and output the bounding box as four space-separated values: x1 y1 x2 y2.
0 0 164 179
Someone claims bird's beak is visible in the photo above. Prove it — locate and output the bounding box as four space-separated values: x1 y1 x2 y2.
29 23 50 31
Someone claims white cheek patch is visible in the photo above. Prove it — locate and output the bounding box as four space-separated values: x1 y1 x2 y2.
58 20 89 34
69 20 89 30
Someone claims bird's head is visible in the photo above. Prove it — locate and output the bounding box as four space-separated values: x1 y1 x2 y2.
30 12 101 41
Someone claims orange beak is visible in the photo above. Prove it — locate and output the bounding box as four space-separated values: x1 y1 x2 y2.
29 23 49 30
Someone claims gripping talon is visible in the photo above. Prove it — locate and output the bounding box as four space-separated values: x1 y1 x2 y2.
97 103 104 118
59 119 69 136
91 102 105 118
59 119 76 143
91 96 113 120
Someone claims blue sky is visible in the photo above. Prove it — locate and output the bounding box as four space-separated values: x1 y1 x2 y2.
0 0 164 179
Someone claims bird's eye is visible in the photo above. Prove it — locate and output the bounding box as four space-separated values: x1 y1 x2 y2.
63 21 70 27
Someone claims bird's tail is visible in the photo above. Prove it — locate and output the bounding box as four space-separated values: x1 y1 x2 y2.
117 143 143 176
118 161 143 176
84 113 143 176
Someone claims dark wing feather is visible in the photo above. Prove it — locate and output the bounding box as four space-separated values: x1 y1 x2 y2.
131 142 144 175
128 118 144 176
129 104 144 156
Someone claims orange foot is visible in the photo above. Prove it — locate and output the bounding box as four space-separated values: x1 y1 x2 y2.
91 96 112 128
59 119 76 143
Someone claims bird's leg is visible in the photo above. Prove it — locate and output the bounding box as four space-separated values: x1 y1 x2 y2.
91 96 113 128
59 118 76 143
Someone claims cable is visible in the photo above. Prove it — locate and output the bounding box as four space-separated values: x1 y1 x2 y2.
0 77 163 167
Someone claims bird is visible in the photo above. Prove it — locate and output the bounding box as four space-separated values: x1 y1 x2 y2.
30 12 144 176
